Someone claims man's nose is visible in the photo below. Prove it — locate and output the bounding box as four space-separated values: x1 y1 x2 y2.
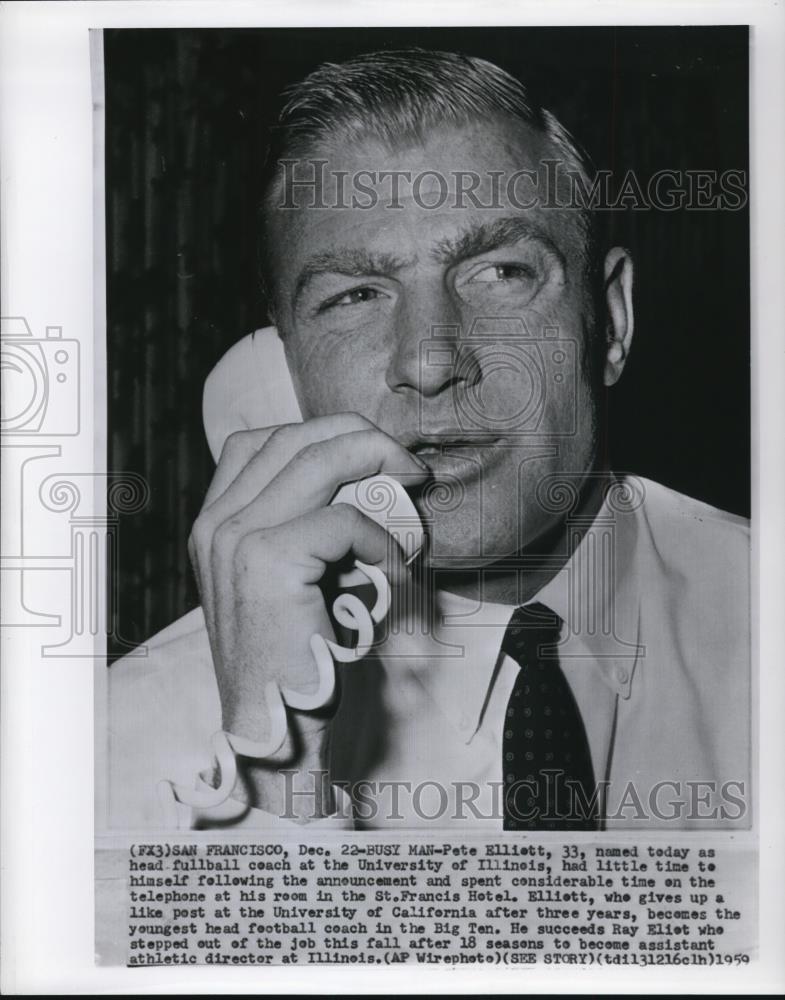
385 288 479 398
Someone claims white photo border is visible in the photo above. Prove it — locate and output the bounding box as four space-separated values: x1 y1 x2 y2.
1 0 783 994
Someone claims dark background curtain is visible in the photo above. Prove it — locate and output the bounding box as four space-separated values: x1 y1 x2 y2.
105 26 749 659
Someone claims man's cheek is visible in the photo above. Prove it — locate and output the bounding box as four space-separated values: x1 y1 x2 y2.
295 355 383 418
286 331 364 415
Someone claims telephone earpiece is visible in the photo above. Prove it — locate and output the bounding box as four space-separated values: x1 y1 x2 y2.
202 327 301 463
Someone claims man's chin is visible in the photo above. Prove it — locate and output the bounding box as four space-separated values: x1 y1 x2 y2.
412 512 559 594
419 543 515 575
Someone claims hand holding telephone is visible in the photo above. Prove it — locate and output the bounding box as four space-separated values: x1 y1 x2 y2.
158 329 425 823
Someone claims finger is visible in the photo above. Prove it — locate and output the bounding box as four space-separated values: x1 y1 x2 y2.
204 426 281 507
195 415 372 618
248 428 428 529
206 427 426 610
203 412 377 515
264 502 409 586
212 497 409 660
215 505 407 708
202 422 426 576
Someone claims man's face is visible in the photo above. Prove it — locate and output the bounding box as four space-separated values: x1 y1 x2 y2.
269 118 604 568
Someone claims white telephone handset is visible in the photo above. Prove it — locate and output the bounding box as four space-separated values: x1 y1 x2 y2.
158 328 424 823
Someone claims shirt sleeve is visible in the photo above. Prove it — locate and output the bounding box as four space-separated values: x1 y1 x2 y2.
106 621 356 832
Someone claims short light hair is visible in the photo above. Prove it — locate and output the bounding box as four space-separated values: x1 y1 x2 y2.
259 48 601 314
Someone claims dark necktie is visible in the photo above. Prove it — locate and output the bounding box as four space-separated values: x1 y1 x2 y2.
501 602 599 831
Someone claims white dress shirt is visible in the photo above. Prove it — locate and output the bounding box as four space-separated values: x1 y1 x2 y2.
104 475 750 831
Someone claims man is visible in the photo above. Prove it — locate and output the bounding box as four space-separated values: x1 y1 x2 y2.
107 49 750 831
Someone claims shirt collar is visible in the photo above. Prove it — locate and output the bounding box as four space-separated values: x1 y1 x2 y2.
414 476 644 738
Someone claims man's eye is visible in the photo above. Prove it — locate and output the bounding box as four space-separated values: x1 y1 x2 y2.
469 263 536 284
323 286 382 310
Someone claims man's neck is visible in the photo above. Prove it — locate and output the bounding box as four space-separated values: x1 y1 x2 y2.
422 470 610 606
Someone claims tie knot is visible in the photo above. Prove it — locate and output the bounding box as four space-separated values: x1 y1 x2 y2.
502 602 561 664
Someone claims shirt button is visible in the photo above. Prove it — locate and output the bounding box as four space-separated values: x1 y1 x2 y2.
616 666 629 685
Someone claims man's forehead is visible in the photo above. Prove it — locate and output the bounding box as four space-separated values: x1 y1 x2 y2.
275 117 556 202
263 117 591 307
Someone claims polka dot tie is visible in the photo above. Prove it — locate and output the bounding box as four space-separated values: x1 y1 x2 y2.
501 602 599 831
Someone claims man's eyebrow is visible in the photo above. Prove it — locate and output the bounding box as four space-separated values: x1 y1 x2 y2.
292 249 412 308
430 217 566 269
291 219 566 309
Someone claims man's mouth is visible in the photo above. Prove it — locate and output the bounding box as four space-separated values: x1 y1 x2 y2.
406 434 502 480
408 433 501 457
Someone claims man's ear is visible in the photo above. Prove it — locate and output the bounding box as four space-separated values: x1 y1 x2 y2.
603 247 634 387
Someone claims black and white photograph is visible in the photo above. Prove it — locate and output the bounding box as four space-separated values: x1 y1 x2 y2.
103 26 751 833
2 2 784 993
